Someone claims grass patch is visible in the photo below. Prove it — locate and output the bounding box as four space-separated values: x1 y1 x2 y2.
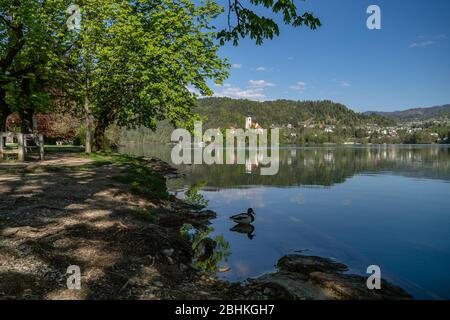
113 164 169 199
84 152 169 199
44 145 84 153
81 152 142 166
0 167 36 175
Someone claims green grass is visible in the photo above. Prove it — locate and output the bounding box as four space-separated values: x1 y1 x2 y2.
0 167 36 174
44 145 84 153
112 164 169 199
81 152 142 165
84 152 169 199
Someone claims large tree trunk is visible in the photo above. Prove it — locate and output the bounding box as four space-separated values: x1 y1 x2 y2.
18 78 34 134
93 119 108 152
18 109 34 134
84 95 93 153
0 89 10 146
93 109 115 152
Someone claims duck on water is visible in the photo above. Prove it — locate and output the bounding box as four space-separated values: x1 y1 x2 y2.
229 208 255 224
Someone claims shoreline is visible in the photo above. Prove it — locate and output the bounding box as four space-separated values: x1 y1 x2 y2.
0 152 412 300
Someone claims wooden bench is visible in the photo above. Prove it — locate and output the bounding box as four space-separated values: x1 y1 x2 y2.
0 132 44 161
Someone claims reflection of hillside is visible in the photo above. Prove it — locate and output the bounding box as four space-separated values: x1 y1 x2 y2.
120 144 450 187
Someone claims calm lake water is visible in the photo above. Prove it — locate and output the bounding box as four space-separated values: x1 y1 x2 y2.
120 144 450 299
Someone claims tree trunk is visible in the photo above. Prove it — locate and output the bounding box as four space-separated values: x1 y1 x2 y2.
0 89 10 146
19 78 34 134
84 95 93 153
0 112 7 132
93 120 107 152
93 108 115 151
18 109 34 134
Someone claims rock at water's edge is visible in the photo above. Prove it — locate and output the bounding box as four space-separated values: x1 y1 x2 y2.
248 255 413 300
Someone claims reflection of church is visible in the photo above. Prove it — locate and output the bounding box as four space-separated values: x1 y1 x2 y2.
244 117 266 173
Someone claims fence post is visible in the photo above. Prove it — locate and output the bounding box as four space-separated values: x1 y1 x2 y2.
17 133 25 161
39 134 44 160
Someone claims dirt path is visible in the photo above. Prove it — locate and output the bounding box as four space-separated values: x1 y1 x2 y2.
0 153 240 300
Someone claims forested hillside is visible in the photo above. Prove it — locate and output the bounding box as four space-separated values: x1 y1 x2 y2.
365 104 450 123
195 98 394 128
120 98 398 145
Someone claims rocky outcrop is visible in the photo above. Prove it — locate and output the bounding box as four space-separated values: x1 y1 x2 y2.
245 255 412 300
278 254 348 274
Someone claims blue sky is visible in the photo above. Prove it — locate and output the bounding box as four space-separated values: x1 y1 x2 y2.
210 0 450 112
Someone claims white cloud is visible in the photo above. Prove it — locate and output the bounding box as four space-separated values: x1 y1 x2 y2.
289 194 305 205
231 64 242 69
214 80 275 100
248 79 275 88
255 66 267 71
214 83 232 87
289 81 307 92
331 79 351 88
214 85 265 100
409 40 435 48
287 56 295 60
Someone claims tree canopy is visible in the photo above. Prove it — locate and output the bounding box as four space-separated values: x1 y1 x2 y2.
0 0 74 131
0 0 322 150
218 0 321 45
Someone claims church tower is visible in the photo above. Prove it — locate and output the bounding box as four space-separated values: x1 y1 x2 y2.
245 116 252 129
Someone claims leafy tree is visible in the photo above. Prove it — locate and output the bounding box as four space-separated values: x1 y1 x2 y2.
2 0 322 152
68 0 229 151
217 0 321 45
73 0 322 151
0 0 74 133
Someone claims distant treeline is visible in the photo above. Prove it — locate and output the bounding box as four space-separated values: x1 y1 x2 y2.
365 104 450 123
119 98 450 145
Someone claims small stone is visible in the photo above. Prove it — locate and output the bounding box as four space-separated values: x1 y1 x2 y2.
22 289 32 298
162 248 174 257
218 266 231 273
179 263 189 271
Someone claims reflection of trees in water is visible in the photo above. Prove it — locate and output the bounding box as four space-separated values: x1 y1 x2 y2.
180 146 450 187
180 224 231 273
120 144 450 187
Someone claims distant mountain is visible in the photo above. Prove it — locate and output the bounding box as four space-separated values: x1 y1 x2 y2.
364 104 450 123
195 97 394 128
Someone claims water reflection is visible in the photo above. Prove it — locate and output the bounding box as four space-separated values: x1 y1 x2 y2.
230 223 255 240
121 144 450 188
122 144 450 299
180 224 231 274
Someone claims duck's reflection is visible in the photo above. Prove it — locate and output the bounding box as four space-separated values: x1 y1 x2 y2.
230 223 255 240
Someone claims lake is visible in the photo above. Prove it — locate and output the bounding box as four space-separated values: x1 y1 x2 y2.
119 144 450 299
